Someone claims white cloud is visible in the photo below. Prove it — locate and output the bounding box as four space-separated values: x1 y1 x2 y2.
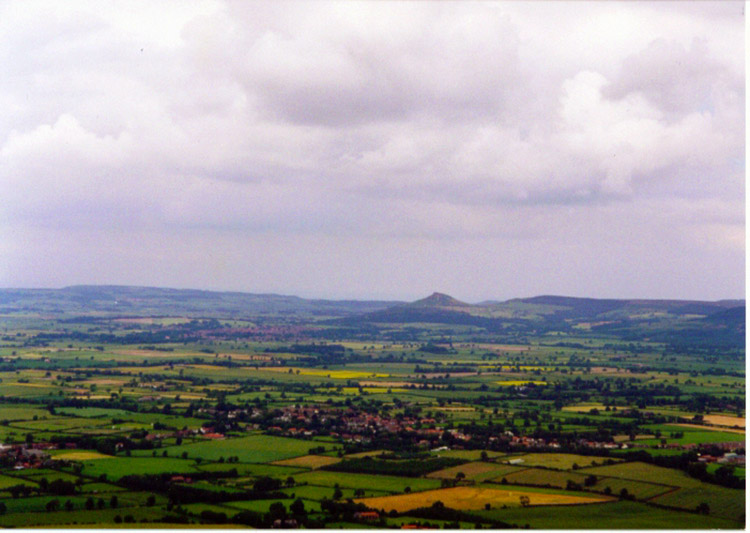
0 1 743 299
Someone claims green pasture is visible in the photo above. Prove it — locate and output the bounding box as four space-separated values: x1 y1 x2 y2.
196 462 305 477
182 502 242 518
0 405 56 421
498 467 672 500
651 484 746 522
289 484 389 501
21 470 81 483
0 490 161 514
503 453 612 470
639 424 745 445
0 425 51 442
8 468 59 477
79 482 126 493
498 467 587 487
0 506 165 527
0 473 37 489
54 407 144 418
472 497 738 529
79 457 199 480
178 480 246 494
131 434 336 464
295 470 442 494
706 464 745 479
0 383 59 398
9 417 110 432
580 461 699 487
224 497 322 514
427 461 522 482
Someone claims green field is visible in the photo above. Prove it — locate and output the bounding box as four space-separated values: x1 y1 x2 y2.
0 287 744 528
651 485 746 521
80 457 200 480
580 462 700 487
0 474 38 490
428 461 523 482
473 499 739 529
131 435 336 464
295 470 442 493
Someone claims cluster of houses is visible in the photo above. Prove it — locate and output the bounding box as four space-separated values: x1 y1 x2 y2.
697 450 745 465
264 406 473 445
0 442 56 470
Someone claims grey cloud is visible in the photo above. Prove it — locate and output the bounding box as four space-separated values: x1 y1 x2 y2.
603 38 741 116
0 1 743 299
205 3 523 126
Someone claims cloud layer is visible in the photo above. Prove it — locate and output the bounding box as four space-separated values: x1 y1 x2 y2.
0 1 744 300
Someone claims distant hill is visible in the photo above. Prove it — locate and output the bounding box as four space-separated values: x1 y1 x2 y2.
0 286 402 318
409 292 470 308
333 292 483 326
507 295 740 318
0 286 743 348
329 292 745 348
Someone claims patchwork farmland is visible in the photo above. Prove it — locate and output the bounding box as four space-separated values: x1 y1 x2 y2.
0 286 743 528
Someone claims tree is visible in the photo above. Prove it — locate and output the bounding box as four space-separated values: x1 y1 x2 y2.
0 502 7 515
110 495 119 509
85 497 95 510
268 502 286 521
64 500 74 511
146 495 156 507
696 502 710 515
46 499 60 512
519 495 530 507
253 476 281 492
584 474 597 487
49 479 75 496
480 451 489 462
286 476 295 488
290 498 306 516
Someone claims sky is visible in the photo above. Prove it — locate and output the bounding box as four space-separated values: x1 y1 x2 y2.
0 1 745 302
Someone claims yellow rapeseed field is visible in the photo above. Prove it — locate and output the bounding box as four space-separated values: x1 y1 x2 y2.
701 414 745 428
50 451 112 460
355 486 613 512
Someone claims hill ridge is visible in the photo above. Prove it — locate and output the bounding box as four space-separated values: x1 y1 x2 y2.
409 292 471 308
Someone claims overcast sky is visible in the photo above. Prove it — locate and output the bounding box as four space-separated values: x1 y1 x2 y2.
0 1 744 302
